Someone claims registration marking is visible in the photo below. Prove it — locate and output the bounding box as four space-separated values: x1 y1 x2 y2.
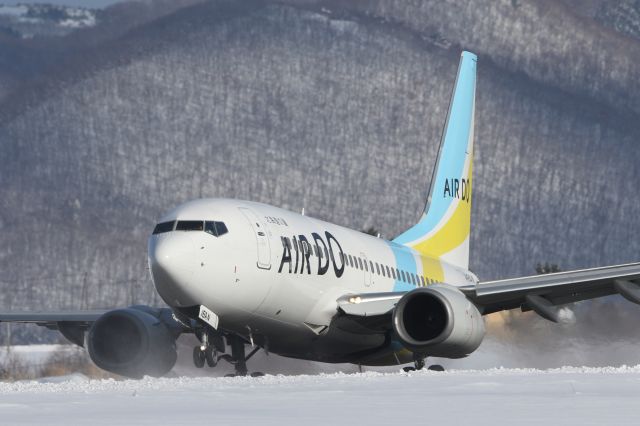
198 305 219 329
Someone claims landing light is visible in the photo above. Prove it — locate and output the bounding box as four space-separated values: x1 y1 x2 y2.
349 296 362 304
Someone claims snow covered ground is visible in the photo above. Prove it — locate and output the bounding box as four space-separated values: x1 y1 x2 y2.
0 367 638 425
1 342 639 424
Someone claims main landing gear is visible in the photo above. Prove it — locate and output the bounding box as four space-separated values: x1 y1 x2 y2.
218 336 263 377
192 330 264 377
402 353 445 372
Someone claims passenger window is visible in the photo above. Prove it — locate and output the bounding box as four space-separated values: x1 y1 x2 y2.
152 221 175 235
348 255 353 267
364 261 368 272
421 276 425 286
391 268 396 279
358 258 363 270
401 270 406 282
375 263 380 275
369 261 374 273
381 265 386 277
386 265 391 277
176 221 204 231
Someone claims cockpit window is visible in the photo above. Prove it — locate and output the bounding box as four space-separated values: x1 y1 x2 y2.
176 221 204 231
152 221 175 235
215 222 228 236
205 221 216 236
204 221 228 237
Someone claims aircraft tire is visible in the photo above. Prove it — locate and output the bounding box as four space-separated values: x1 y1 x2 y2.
205 347 217 367
193 346 206 368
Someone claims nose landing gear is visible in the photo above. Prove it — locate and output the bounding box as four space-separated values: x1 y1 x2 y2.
193 327 219 368
193 345 217 368
192 329 264 377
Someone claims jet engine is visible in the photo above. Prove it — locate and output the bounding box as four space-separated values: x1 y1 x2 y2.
87 306 179 378
392 285 485 358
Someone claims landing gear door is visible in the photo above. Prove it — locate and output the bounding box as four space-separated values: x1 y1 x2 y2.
239 207 272 270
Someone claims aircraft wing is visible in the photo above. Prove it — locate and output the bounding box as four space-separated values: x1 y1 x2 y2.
461 262 640 320
0 310 108 326
336 262 640 327
0 310 109 347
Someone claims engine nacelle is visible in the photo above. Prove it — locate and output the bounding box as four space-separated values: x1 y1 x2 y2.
87 306 178 378
392 285 485 358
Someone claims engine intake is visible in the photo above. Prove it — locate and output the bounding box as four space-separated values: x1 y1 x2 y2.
87 306 178 378
392 285 485 358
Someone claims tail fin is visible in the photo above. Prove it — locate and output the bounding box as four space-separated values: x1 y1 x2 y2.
393 51 477 270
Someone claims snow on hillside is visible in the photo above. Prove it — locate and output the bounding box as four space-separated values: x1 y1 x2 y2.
0 3 96 37
0 367 638 425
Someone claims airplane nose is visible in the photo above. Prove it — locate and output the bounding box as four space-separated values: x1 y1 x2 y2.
148 233 198 306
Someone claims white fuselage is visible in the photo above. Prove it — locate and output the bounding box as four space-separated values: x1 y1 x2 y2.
148 198 477 365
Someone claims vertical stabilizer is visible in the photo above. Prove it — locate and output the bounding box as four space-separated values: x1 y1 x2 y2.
393 51 477 270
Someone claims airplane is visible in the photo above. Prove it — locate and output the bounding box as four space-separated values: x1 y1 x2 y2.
2 51 640 378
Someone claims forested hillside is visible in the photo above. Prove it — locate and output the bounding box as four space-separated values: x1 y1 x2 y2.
1 0 640 343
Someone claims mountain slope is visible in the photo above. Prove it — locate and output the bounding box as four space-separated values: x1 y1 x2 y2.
1 0 639 342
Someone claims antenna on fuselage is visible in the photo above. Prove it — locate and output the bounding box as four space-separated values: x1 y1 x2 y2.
301 207 305 216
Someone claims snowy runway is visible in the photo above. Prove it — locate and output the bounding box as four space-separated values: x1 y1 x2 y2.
1 367 638 425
